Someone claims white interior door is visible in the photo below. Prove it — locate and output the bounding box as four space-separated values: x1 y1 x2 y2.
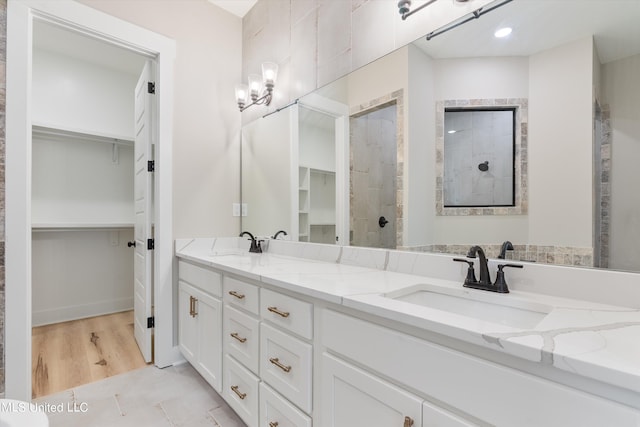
134 60 154 363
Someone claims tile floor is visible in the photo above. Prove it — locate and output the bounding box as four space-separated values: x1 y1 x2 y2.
33 363 247 427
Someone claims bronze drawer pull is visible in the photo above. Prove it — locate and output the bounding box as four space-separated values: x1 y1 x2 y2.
269 422 279 427
269 357 291 373
230 332 247 343
189 296 198 317
404 416 414 427
230 385 246 400
267 306 290 318
228 290 245 299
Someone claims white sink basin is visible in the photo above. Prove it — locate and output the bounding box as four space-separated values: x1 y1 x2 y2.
385 284 552 329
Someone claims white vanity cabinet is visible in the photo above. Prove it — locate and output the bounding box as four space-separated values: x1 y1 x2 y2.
177 261 223 392
320 309 640 427
175 249 640 427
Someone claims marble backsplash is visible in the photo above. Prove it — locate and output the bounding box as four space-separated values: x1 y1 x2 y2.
176 237 640 310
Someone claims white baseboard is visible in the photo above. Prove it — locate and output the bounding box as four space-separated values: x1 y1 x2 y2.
32 297 134 327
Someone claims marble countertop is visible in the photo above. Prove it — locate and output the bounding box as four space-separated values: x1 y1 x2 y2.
175 238 640 396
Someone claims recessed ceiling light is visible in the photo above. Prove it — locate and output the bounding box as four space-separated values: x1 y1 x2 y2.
447 130 457 134
494 27 512 38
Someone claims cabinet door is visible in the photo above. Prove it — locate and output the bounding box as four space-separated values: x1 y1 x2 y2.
321 353 422 427
178 281 198 364
195 289 222 392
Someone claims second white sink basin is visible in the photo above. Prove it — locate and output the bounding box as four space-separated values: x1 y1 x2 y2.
385 284 552 329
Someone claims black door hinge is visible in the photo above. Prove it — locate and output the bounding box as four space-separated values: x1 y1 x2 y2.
148 160 155 172
147 82 156 94
147 316 155 328
147 238 155 250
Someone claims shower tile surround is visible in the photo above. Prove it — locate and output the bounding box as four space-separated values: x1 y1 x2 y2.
350 91 404 249
401 244 594 267
598 105 611 268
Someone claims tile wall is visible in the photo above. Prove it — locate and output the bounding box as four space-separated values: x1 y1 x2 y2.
350 97 400 249
240 0 495 123
0 0 6 395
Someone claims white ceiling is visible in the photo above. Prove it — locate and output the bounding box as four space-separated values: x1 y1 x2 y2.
207 0 258 18
414 0 640 64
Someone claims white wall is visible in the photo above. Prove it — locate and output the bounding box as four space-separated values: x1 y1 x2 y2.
433 56 530 100
529 37 594 247
241 110 292 237
32 48 138 138
32 136 134 226
79 0 243 238
602 53 640 271
32 229 135 326
406 45 433 247
428 55 530 246
347 47 408 107
299 115 335 172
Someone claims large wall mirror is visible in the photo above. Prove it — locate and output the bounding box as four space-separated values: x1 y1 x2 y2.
241 0 640 273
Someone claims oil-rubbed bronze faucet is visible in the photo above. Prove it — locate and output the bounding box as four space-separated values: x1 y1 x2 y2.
453 246 522 293
272 230 288 240
239 231 262 253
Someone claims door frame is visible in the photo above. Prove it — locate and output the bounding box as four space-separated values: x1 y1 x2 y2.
6 0 179 400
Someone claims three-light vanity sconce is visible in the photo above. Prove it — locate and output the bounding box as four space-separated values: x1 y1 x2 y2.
234 62 279 112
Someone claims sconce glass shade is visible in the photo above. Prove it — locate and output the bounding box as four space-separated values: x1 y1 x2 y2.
262 62 278 88
235 83 249 107
248 73 262 100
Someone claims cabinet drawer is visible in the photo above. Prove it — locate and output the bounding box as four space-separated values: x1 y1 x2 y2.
224 355 259 427
224 304 260 375
260 323 312 413
224 276 260 315
178 260 222 297
260 383 312 427
261 288 313 340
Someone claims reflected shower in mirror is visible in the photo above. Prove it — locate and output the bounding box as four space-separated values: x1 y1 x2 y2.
443 108 515 208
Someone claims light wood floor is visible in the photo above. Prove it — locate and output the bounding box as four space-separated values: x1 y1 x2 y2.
32 310 149 398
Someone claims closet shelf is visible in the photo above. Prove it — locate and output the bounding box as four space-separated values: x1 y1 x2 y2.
32 124 134 147
32 223 134 232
